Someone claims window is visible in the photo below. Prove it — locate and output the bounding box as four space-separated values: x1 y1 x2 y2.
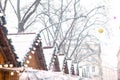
92 66 95 72
86 66 89 72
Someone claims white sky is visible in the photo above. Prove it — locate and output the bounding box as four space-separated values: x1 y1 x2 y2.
6 0 120 68
101 0 120 68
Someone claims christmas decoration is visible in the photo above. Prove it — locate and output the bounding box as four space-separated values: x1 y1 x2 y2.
98 28 104 33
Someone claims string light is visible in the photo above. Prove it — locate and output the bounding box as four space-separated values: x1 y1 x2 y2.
31 50 35 54
0 65 2 68
26 60 30 64
37 40 40 43
28 55 32 59
35 42 39 46
24 64 28 67
51 62 54 65
9 64 13 68
21 66 25 72
32 47 36 50
54 56 56 58
4 64 8 68
10 72 14 76
52 59 55 62
38 37 41 40
16 70 20 73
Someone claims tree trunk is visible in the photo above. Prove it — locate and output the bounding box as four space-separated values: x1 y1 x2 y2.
18 22 24 32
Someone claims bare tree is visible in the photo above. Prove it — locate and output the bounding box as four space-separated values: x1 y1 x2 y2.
6 0 41 32
4 0 107 75
0 0 8 15
37 0 107 56
35 1 108 76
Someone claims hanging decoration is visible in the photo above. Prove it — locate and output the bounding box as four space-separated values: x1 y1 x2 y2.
98 28 104 33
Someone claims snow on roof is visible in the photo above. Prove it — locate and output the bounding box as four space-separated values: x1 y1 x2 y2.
7 33 36 61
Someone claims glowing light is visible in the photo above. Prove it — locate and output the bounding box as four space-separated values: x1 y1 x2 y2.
9 64 13 68
28 55 32 59
52 59 55 62
98 28 104 33
37 40 40 42
54 56 56 58
38 37 41 40
16 70 20 73
51 62 54 65
10 72 14 76
33 47 36 50
4 64 8 68
21 66 25 71
0 65 2 68
35 43 39 46
31 51 35 54
24 64 28 67
26 60 30 64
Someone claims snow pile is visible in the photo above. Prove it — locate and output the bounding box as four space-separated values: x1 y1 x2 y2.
19 68 79 80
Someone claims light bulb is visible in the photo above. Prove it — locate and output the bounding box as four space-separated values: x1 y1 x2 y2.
38 37 41 40
28 55 32 59
9 64 13 68
0 65 2 68
33 47 36 50
24 64 28 67
52 59 55 62
4 64 8 68
26 60 30 64
16 70 20 73
54 56 56 58
10 72 14 76
35 43 38 46
31 51 35 54
37 40 40 42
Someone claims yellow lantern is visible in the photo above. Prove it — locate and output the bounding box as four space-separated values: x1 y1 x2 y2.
98 28 104 33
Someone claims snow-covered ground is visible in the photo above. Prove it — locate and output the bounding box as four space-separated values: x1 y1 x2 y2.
19 68 79 80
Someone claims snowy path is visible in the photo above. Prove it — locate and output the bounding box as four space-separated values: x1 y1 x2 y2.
19 69 79 80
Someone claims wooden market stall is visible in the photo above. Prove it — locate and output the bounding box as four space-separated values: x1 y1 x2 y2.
0 23 19 80
24 34 47 70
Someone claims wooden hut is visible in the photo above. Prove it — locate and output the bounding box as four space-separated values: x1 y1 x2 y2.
24 34 47 70
62 59 69 74
71 64 75 75
0 23 19 80
49 53 60 72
